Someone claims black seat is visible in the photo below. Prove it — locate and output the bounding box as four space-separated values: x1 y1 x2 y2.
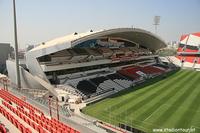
76 80 97 95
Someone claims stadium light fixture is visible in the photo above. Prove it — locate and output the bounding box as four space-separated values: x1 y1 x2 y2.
13 0 21 89
153 16 161 34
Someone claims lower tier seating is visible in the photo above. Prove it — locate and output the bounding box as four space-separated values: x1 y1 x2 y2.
66 64 167 100
176 56 200 64
90 76 108 86
118 66 142 80
0 123 7 133
106 73 128 80
141 66 165 75
106 73 133 88
76 80 99 96
153 64 169 69
0 89 80 133
74 75 126 98
0 105 32 133
118 65 165 79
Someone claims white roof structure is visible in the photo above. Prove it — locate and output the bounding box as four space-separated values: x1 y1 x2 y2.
180 33 200 47
7 28 167 97
31 31 100 52
28 28 166 58
24 28 167 83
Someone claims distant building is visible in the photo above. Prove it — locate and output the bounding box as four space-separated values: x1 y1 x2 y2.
0 43 13 74
26 44 35 51
167 41 178 49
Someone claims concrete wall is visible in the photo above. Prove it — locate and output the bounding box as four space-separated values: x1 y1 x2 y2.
0 43 12 73
6 60 46 90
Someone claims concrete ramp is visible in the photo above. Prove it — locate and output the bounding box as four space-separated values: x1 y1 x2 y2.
34 76 58 97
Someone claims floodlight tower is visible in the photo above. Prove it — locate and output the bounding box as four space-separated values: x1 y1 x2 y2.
153 16 161 34
13 0 21 89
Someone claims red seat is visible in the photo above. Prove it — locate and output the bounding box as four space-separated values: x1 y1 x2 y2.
30 121 34 128
27 118 31 125
0 90 80 133
57 128 63 133
47 126 52 132
0 123 7 133
18 124 24 132
33 122 37 130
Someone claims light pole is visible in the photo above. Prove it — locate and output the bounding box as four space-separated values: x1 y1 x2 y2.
48 95 53 118
153 16 161 34
13 0 21 89
56 97 60 121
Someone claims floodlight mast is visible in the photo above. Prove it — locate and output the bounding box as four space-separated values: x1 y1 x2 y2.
153 16 160 34
13 0 21 89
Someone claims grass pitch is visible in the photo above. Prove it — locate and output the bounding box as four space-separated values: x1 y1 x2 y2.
82 70 200 133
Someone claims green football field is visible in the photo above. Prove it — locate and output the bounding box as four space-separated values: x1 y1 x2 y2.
82 69 200 133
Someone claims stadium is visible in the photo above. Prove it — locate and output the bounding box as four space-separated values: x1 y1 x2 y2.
168 32 200 69
6 27 167 101
1 28 200 133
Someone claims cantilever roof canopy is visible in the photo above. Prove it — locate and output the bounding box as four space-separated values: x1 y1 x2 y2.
28 28 166 58
72 28 166 51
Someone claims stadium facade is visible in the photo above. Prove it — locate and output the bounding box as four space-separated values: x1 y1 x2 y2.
168 32 200 69
6 28 167 101
177 32 200 63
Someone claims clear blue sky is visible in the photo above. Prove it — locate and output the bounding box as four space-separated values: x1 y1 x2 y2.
0 0 200 48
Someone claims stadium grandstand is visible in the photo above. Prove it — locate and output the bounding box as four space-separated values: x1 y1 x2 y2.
4 27 179 133
6 28 168 102
168 32 200 69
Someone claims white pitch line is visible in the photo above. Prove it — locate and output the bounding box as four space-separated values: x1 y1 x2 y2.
190 125 200 133
191 125 200 129
143 104 164 122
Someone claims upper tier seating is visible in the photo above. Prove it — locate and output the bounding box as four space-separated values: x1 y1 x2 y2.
98 48 113 57
177 45 199 53
51 49 71 57
84 48 102 56
71 48 88 55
